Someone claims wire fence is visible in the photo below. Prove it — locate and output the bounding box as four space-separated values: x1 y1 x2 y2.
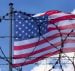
0 7 75 71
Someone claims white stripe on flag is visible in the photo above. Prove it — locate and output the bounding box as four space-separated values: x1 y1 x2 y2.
13 42 75 64
48 12 70 20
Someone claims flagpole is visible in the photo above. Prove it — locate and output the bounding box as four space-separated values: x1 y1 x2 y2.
9 3 13 71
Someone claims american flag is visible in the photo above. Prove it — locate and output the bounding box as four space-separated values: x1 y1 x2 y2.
13 10 75 67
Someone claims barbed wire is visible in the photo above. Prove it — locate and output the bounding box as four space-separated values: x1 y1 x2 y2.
0 11 75 71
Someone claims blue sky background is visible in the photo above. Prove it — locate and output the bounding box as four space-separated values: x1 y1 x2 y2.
0 0 75 71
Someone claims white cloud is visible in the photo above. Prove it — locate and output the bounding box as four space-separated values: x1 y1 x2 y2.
31 59 52 71
71 9 75 14
31 53 75 71
31 64 51 71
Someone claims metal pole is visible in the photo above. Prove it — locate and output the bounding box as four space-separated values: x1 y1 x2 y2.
9 3 13 71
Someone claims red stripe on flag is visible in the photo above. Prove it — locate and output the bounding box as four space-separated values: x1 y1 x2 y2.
13 48 75 67
14 30 75 50
14 39 75 59
45 10 61 15
49 15 75 24
48 24 75 31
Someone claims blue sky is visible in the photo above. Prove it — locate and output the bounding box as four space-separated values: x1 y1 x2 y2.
0 0 75 71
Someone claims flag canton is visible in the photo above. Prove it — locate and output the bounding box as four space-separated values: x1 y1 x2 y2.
14 12 48 41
